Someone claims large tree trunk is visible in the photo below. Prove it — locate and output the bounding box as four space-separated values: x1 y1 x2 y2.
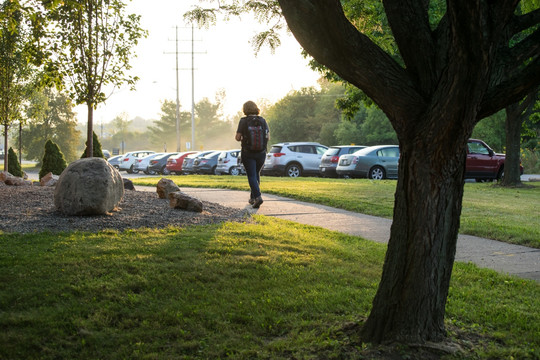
277 0 539 346
362 134 467 342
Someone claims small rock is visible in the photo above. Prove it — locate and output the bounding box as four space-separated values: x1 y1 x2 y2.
156 178 180 199
168 191 203 212
123 178 135 190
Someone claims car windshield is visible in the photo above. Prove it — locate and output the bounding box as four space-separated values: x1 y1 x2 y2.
203 151 220 159
325 147 341 156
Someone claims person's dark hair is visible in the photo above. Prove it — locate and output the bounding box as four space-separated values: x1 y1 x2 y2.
243 101 260 116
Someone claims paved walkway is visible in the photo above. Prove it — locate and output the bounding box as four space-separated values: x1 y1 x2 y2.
139 186 539 283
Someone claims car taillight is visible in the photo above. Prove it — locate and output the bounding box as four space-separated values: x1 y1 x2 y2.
331 156 339 163
136 159 142 163
123 158 129 162
273 153 286 157
169 159 177 164
224 159 230 163
150 160 157 164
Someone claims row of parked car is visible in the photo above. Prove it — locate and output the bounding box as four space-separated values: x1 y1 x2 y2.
108 139 519 182
107 149 244 176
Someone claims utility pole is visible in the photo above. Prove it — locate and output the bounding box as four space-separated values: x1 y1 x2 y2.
164 26 182 152
175 26 181 152
190 24 196 151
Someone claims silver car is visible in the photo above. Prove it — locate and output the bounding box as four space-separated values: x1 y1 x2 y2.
216 149 243 175
133 153 164 175
262 142 328 177
336 145 400 179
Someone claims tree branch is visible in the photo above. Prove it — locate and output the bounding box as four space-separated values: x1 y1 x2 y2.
382 0 436 96
277 0 425 123
479 56 540 119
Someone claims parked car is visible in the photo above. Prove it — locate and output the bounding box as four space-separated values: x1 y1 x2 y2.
465 139 523 182
216 149 243 175
133 153 165 175
119 150 156 173
262 142 328 177
102 149 111 159
182 151 215 174
193 151 221 175
336 145 400 179
319 145 366 177
165 151 197 175
147 152 179 175
107 155 123 169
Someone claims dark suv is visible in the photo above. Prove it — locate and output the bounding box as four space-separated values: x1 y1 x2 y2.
466 139 522 182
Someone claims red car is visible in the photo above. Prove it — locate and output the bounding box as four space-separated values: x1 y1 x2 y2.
165 151 197 175
466 139 523 182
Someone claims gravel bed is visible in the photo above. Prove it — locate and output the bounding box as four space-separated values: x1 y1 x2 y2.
0 185 245 234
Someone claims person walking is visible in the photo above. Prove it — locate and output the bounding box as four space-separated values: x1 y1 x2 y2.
235 101 270 208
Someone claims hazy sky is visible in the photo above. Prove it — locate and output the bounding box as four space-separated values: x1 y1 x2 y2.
75 0 320 125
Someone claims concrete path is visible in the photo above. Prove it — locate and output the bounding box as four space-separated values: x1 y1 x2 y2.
145 187 539 283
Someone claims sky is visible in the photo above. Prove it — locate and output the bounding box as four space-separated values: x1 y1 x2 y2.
75 0 321 125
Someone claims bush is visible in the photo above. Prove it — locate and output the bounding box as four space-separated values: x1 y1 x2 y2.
40 140 67 180
81 131 105 158
521 148 540 174
7 147 23 177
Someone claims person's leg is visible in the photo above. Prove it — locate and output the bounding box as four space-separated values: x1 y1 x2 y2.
251 152 266 208
242 153 261 201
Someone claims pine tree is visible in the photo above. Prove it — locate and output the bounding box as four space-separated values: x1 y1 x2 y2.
7 147 23 177
40 140 67 179
81 131 104 158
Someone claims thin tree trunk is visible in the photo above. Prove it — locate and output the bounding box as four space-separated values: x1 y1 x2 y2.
362 136 467 343
3 123 8 172
502 103 523 186
86 103 93 158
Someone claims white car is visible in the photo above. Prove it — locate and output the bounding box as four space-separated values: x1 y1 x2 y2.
261 142 328 177
133 153 164 175
216 149 243 175
118 150 156 173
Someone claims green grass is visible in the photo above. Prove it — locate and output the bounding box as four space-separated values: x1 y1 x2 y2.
133 175 540 248
1 218 539 359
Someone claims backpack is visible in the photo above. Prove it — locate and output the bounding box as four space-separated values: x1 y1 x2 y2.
245 116 266 152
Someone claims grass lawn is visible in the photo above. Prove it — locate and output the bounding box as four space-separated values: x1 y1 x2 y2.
133 175 540 248
1 218 539 359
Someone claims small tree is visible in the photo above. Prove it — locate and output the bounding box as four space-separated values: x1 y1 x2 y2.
81 131 104 159
7 147 23 177
39 139 67 179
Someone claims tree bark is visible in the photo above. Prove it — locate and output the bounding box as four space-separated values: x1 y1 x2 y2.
3 123 8 172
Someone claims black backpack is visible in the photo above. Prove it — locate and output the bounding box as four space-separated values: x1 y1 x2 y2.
245 116 266 152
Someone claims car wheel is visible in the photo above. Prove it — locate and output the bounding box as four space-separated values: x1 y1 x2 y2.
127 165 134 174
212 166 218 175
230 166 240 176
285 163 302 177
497 168 504 181
162 167 170 175
113 165 119 170
148 170 156 175
368 166 385 180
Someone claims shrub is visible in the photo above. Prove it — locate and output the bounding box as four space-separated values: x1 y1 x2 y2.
81 131 105 158
521 148 540 174
7 147 23 177
40 140 67 180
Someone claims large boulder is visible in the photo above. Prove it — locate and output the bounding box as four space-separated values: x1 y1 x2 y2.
54 158 124 215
